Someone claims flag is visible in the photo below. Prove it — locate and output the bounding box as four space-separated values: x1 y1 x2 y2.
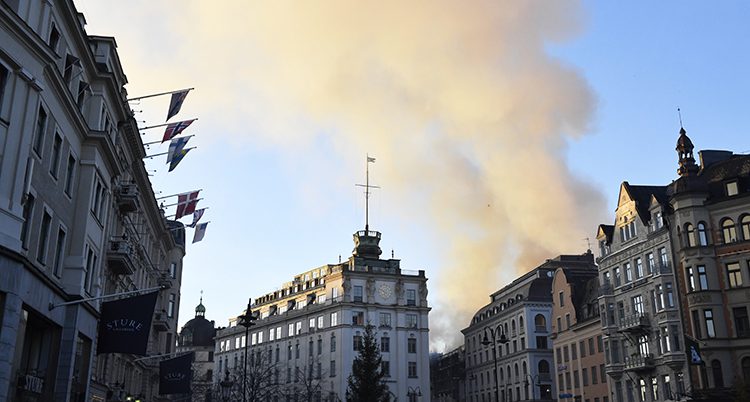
159 353 193 395
188 208 206 228
166 90 190 121
96 291 159 355
168 148 192 172
367 156 376 163
167 137 190 165
685 335 704 365
175 191 200 220
193 222 208 243
162 119 196 142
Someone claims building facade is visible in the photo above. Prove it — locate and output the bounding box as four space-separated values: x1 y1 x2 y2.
0 1 184 401
464 255 592 402
668 129 750 398
214 228 431 401
430 346 465 402
550 259 607 402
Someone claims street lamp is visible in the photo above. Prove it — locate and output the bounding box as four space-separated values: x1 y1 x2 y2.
220 370 234 402
524 374 540 401
238 298 257 402
481 324 509 402
407 386 422 401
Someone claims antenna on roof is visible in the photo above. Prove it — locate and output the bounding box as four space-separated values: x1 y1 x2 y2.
583 237 592 251
677 107 684 128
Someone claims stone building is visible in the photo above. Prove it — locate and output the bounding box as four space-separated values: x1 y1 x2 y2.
667 128 750 398
0 1 184 401
550 257 607 402
214 228 431 401
177 297 217 402
430 346 465 402
464 254 592 402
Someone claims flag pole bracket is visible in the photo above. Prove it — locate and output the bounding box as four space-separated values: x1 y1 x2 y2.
48 284 169 311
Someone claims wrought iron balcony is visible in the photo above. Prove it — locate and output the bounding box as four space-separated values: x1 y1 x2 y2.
107 240 135 275
619 313 650 332
625 354 655 371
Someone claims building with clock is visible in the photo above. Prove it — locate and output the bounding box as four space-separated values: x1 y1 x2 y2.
213 227 431 401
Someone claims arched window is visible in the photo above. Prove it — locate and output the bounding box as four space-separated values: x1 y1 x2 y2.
685 223 696 247
511 320 516 334
743 357 750 382
538 359 550 374
522 361 528 375
519 316 524 330
712 359 724 388
515 363 519 377
534 314 546 332
698 222 709 246
741 215 750 241
722 218 737 243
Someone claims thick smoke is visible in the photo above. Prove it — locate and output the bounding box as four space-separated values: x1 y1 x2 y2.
80 0 606 350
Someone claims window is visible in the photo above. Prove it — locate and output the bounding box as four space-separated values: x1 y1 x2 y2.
727 262 743 287
21 194 35 249
698 266 708 290
726 181 739 196
406 314 418 328
652 285 663 312
352 311 364 326
563 345 569 362
660 326 671 353
741 215 750 241
330 360 336 377
591 365 598 384
698 222 709 246
556 317 562 333
332 287 339 300
34 106 47 156
330 312 338 326
381 360 390 377
589 337 596 355
671 324 681 351
408 362 417 378
353 285 363 302
685 223 696 247
659 247 668 268
647 253 655 274
48 24 60 52
712 360 724 388
571 343 577 359
665 283 674 308
64 155 76 196
408 337 417 353
296 321 302 334
330 334 336 352
168 294 176 318
381 336 390 352
309 339 313 356
686 267 695 291
353 335 362 351
406 289 416 306
317 316 324 328
379 312 391 327
53 227 66 277
635 257 643 278
535 314 546 332
614 267 622 286
692 310 702 339
37 210 51 264
722 218 737 243
50 134 62 178
704 310 716 338
565 313 571 329
734 307 750 337
558 291 565 307
632 295 644 314
309 318 316 330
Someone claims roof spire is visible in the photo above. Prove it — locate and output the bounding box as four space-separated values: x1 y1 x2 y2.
678 107 684 128
195 290 206 317
356 155 379 231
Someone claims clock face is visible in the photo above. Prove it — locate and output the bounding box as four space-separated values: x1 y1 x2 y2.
379 284 393 299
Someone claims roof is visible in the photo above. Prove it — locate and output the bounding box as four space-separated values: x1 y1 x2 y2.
670 152 750 199
623 182 668 224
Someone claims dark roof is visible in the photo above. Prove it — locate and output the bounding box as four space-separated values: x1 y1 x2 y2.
179 316 216 347
624 183 668 224
597 224 614 244
670 152 750 200
676 127 694 150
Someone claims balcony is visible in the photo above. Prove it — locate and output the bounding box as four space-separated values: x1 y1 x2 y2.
651 262 672 277
115 183 139 213
535 325 547 333
625 354 655 371
599 283 614 296
107 240 135 275
619 313 650 333
153 310 169 332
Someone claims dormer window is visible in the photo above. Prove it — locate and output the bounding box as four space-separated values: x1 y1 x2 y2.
726 181 739 196
48 24 60 54
620 220 637 242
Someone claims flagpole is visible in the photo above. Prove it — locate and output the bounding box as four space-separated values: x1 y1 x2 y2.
127 88 194 102
143 134 195 146
48 285 166 311
132 351 193 362
143 146 196 159
161 198 203 209
155 189 203 200
140 119 198 131
166 207 209 219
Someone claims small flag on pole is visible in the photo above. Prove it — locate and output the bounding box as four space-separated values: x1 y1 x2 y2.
159 353 193 395
685 336 704 365
96 291 159 355
193 222 208 243
175 191 200 219
162 119 196 142
168 148 192 172
188 208 206 228
166 90 190 121
167 137 190 165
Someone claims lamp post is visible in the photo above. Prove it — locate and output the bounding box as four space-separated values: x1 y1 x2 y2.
220 370 234 402
238 298 256 402
524 374 540 401
481 324 509 402
406 386 422 401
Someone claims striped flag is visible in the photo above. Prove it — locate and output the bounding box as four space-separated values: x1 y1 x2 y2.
188 208 206 228
192 222 208 243
162 119 196 142
175 191 200 219
168 148 191 172
167 137 190 165
166 90 190 121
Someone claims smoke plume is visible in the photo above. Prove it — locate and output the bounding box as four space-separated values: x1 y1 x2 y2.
80 0 607 350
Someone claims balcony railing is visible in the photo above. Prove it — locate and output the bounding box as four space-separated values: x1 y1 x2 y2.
619 313 650 332
107 240 135 275
651 262 672 277
625 354 655 371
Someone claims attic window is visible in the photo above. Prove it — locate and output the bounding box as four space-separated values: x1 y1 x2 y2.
726 181 739 196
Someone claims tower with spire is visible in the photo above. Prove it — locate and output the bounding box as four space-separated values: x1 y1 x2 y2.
676 127 699 176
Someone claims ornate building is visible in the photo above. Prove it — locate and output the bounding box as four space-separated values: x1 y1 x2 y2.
214 228 431 401
0 2 184 401
177 296 217 402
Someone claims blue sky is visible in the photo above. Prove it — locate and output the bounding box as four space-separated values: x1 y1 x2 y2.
75 0 750 350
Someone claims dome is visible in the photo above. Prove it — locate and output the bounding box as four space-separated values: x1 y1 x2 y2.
178 296 216 347
676 127 694 151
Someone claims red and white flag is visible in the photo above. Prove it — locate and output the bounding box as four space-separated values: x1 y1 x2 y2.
175 191 200 219
162 119 196 142
192 222 208 243
188 208 206 228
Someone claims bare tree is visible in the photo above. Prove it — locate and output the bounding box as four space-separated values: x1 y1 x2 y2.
226 347 282 402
